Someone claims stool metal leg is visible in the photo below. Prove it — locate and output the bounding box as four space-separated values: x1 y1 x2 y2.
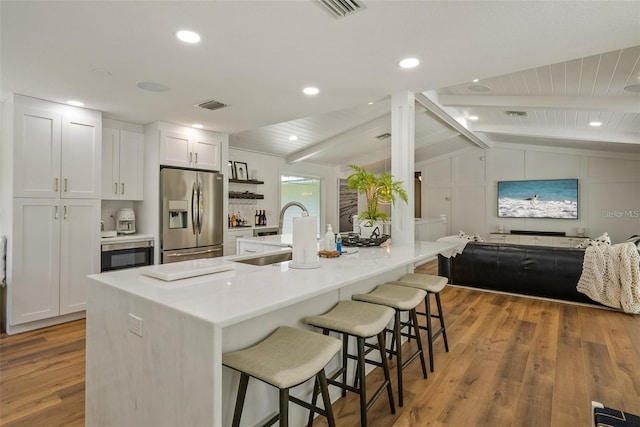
279 388 289 427
231 373 250 427
356 337 367 427
377 331 396 415
425 293 435 372
317 369 336 427
410 308 428 379
434 292 449 352
394 310 404 407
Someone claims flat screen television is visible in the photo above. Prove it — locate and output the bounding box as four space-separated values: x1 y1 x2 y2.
497 179 578 219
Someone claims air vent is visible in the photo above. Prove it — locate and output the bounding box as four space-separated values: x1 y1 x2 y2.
376 132 391 141
317 0 366 18
196 99 228 112
505 110 528 117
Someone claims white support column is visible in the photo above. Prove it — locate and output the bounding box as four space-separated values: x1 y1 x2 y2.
391 91 415 245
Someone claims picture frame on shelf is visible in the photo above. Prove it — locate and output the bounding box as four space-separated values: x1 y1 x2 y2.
234 161 248 181
228 161 236 180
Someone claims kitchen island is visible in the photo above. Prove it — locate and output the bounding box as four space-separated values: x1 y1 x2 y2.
85 240 456 427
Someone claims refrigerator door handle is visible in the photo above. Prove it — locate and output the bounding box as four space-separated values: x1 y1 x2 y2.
198 182 204 234
191 182 197 235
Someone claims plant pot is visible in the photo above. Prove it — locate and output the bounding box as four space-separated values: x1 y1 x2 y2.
356 219 384 239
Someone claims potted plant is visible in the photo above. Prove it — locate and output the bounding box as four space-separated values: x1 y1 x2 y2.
346 164 408 237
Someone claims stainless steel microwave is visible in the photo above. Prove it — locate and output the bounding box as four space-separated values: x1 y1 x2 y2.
101 240 154 272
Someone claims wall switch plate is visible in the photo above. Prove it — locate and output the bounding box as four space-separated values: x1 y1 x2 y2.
127 313 143 337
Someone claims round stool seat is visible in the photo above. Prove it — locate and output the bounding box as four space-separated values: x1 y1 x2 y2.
305 300 394 337
352 284 426 310
223 326 341 389
394 273 447 293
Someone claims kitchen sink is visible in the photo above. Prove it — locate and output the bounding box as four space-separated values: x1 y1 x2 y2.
232 251 293 266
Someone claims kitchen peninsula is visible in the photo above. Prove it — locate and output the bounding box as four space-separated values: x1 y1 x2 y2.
85 240 456 427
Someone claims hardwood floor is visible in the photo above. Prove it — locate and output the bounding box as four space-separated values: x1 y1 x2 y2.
1 261 639 426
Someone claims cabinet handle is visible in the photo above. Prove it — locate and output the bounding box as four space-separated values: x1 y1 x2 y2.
195 152 198 164
114 183 118 194
244 249 258 253
54 205 59 219
121 183 125 194
54 177 59 192
64 178 68 192
64 205 68 219
189 152 193 163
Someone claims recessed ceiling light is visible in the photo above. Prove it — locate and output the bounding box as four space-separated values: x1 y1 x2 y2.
368 101 374 105
289 135 298 141
589 121 602 127
136 81 170 92
399 57 419 69
303 87 319 95
472 78 479 83
623 83 640 93
176 30 201 43
90 68 112 77
67 100 84 107
192 124 203 129
468 115 479 121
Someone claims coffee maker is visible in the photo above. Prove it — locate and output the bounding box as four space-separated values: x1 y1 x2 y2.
116 208 136 234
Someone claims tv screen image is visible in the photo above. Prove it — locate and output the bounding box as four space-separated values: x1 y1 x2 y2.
497 179 578 219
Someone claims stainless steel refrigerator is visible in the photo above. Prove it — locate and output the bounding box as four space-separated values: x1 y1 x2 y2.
161 167 224 263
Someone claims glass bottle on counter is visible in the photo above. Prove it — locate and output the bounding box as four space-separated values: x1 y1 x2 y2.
231 212 236 228
255 210 260 226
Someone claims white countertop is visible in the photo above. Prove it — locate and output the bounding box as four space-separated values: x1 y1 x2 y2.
88 240 456 328
100 234 155 245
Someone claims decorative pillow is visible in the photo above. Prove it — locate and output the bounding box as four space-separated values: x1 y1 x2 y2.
457 230 484 242
576 232 612 248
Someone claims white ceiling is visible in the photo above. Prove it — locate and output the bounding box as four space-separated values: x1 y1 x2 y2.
2 1 639 167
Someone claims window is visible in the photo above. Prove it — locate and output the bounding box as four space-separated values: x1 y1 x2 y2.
280 175 322 235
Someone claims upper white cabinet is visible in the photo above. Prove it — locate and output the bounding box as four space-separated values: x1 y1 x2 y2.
13 96 101 199
102 126 144 200
160 130 221 171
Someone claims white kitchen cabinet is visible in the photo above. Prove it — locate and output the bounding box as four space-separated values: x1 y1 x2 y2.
102 127 144 200
13 96 101 199
10 198 100 325
160 130 221 171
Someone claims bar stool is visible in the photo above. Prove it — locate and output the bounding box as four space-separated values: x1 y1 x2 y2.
392 273 449 372
304 300 396 427
222 326 342 427
352 284 428 407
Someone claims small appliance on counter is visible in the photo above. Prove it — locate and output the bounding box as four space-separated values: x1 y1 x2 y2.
116 208 136 234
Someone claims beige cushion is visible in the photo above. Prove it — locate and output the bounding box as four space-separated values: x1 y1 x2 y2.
305 300 394 338
394 273 447 293
222 326 341 389
352 284 426 310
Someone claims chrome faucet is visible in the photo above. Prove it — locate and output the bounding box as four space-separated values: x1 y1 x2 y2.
278 201 309 234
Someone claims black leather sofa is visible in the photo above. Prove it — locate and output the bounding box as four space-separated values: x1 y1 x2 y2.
437 242 598 305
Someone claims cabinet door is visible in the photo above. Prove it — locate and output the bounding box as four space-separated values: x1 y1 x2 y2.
101 128 120 200
59 199 100 315
118 130 144 200
61 115 102 199
192 136 221 171
160 131 192 168
13 105 62 198
11 199 61 324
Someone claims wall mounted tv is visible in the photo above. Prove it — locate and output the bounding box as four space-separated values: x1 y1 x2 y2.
497 179 578 219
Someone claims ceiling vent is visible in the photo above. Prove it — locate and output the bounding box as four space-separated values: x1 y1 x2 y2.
505 110 528 117
196 99 228 112
317 0 366 18
376 132 391 141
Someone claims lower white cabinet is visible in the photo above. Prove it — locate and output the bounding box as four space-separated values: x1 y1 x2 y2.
10 198 100 325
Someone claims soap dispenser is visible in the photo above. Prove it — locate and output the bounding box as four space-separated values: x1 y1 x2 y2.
325 224 336 252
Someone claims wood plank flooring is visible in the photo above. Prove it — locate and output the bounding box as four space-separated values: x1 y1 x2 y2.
1 260 639 426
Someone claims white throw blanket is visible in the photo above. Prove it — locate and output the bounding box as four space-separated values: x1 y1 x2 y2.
436 236 470 258
577 242 640 314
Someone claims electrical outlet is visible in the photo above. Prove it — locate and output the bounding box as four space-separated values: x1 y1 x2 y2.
127 313 143 337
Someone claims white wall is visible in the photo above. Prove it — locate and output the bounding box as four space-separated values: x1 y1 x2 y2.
419 144 640 243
